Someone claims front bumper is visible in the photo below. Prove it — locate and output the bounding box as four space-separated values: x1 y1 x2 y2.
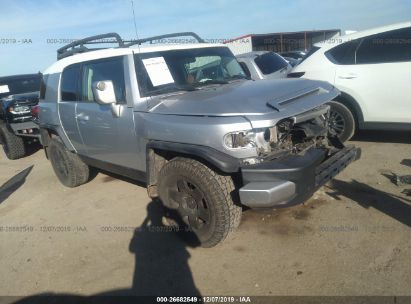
239 145 361 208
9 121 41 140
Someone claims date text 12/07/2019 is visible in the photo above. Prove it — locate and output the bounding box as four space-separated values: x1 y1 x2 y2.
156 296 252 303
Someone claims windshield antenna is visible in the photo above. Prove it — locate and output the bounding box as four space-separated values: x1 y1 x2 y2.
130 0 140 53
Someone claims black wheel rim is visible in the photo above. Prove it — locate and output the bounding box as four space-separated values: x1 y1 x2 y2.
329 110 346 135
52 148 69 178
167 178 211 232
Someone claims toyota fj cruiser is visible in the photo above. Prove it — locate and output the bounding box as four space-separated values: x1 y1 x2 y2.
0 73 42 159
39 32 360 247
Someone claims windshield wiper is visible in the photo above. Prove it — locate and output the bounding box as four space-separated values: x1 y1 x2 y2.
194 79 229 86
226 74 250 81
150 84 197 95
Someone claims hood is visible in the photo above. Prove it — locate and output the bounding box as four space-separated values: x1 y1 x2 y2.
148 79 339 121
1 91 39 108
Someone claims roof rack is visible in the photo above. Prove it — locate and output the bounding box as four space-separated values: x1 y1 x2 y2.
57 32 205 60
124 32 205 47
57 33 124 60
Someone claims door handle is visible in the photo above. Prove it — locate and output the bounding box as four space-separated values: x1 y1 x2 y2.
76 114 90 121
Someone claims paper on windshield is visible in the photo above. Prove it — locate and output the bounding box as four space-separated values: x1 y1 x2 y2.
0 85 10 94
142 57 174 87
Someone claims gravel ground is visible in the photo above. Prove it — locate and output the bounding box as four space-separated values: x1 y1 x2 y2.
0 130 410 298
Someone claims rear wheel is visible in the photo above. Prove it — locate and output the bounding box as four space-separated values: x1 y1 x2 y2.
48 138 90 187
328 101 356 142
0 123 26 160
158 157 242 247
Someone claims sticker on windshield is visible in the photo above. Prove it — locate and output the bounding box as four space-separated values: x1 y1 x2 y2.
0 85 10 94
142 57 174 87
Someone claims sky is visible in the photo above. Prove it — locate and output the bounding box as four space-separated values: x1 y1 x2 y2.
0 0 410 76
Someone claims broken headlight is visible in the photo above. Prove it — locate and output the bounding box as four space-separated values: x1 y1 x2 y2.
224 130 257 149
224 128 276 153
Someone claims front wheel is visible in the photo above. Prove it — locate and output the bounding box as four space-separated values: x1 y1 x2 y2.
328 101 356 143
0 124 26 160
158 158 242 247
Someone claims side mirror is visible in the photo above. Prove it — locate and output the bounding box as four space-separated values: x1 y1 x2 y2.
92 81 116 104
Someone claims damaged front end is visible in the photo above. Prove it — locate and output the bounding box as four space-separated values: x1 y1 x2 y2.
258 104 333 161
237 104 361 209
225 104 343 165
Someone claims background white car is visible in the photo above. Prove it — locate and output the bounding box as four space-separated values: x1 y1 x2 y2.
290 21 411 142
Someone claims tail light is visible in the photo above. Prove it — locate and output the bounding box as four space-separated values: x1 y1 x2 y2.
31 105 40 119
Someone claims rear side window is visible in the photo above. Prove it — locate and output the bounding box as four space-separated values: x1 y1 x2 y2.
81 57 126 103
326 40 361 65
254 52 287 75
61 65 80 101
356 27 411 64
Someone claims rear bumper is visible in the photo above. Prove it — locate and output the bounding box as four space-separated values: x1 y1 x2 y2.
239 146 361 208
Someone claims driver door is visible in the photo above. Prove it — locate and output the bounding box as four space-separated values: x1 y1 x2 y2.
75 56 139 170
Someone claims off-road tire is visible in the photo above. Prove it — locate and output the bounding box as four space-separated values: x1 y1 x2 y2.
328 101 356 143
48 138 90 187
0 123 26 160
157 157 242 247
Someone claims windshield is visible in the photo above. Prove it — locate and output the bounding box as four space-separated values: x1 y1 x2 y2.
0 75 41 99
134 47 247 97
254 52 288 75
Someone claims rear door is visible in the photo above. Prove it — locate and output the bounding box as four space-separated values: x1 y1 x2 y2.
75 56 139 170
58 64 85 153
334 27 411 123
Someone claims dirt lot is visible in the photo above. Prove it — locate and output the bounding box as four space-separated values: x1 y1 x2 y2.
0 131 410 298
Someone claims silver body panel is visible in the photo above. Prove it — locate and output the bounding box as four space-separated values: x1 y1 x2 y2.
239 181 296 208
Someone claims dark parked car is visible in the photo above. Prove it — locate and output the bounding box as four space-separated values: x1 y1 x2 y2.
0 73 42 159
279 51 306 60
282 56 300 67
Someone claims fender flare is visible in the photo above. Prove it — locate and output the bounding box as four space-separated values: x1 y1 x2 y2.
146 141 241 173
333 92 365 129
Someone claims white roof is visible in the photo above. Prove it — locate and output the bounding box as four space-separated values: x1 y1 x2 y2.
44 43 225 74
315 21 411 50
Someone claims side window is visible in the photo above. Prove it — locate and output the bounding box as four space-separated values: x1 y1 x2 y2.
326 39 361 65
81 57 126 104
356 27 411 64
61 65 80 101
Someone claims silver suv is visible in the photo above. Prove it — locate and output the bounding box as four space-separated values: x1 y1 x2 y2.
39 32 360 247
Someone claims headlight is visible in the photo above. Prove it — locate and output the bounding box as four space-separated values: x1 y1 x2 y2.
224 127 276 151
224 130 256 149
8 105 31 114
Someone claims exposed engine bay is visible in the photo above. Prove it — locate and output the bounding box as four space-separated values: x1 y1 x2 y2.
260 104 332 160
231 104 342 165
